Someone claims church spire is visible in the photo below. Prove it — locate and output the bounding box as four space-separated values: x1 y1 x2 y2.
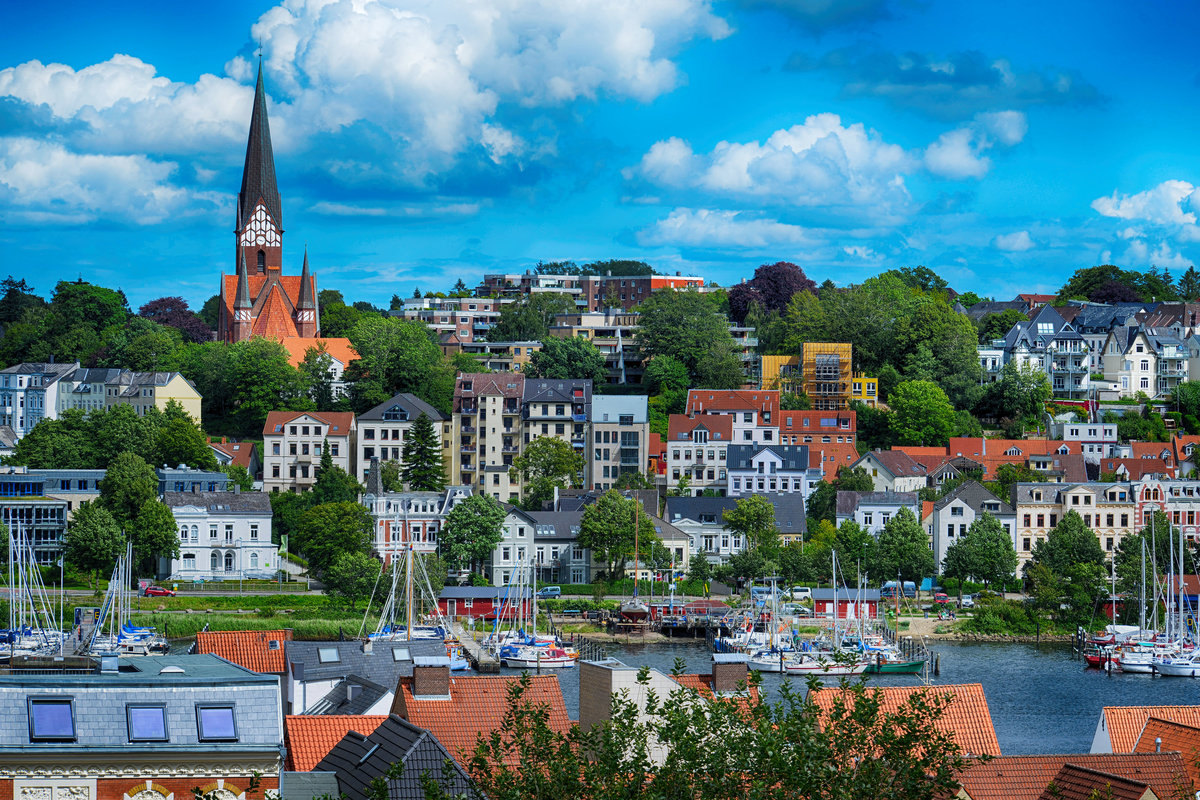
298 247 316 310
238 60 282 231
235 248 252 309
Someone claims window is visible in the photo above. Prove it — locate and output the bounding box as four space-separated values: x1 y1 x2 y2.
331 444 339 457
249 524 258 541
209 524 218 539
28 698 75 741
392 647 411 661
272 443 280 455
127 704 168 741
183 553 195 570
317 646 341 663
364 428 375 440
197 705 238 742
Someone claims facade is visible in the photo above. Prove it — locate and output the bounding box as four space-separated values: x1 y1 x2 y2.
1101 327 1190 399
278 337 359 398
834 491 921 536
492 508 536 586
1012 482 1135 566
1059 421 1119 464
666 414 733 495
0 363 78 435
0 654 282 797
262 411 356 493
664 494 806 561
1001 305 1091 399
759 347 876 409
208 439 261 481
779 409 856 447
725 444 816 498
685 389 780 446
854 450 929 493
478 270 704 312
164 491 276 581
396 296 504 344
361 484 473 564
450 340 540 372
218 65 319 343
589 395 649 491
928 481 1016 571
548 311 643 385
521 379 592 480
355 393 448 483
450 373 525 501
104 372 202 421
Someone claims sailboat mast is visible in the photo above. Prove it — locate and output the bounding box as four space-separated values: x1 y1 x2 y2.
632 499 639 597
405 545 414 642
1180 517 1187 642
1141 539 1147 633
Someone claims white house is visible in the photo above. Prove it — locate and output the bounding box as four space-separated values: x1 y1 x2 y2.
726 444 818 498
262 410 356 493
665 494 806 563
164 490 277 580
492 507 537 586
355 392 449 483
928 481 1015 571
835 491 921 536
853 451 928 494
1059 421 1119 464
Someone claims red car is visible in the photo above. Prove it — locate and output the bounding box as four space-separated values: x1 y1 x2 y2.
933 593 952 605
144 585 176 597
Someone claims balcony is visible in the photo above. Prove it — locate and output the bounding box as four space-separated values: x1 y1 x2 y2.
461 463 476 471
502 445 519 453
461 425 476 434
460 446 474 454
572 413 587 423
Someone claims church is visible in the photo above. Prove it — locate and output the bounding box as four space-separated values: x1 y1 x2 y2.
217 63 320 343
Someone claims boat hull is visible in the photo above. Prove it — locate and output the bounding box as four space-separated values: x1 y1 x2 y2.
502 656 575 669
865 660 925 674
784 659 868 677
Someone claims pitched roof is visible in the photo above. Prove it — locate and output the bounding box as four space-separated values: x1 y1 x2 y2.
1134 717 1200 789
238 61 282 229
860 449 927 479
808 683 1000 758
957 753 1189 800
1129 441 1176 464
286 638 449 686
1101 706 1200 753
1100 458 1176 480
809 442 860 474
454 372 524 400
262 410 355 437
685 389 779 416
209 439 256 470
726 444 811 471
392 674 571 762
779 409 856 434
835 490 919 518
194 628 292 673
1037 764 1156 800
667 413 733 442
163 490 271 514
279 337 359 369
664 493 807 535
933 481 1013 515
283 714 387 771
306 674 392 716
358 392 447 422
1172 435 1200 464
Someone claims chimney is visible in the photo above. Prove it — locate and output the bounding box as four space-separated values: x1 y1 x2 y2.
346 682 360 703
362 638 373 654
412 656 451 697
1155 737 1162 753
711 653 748 693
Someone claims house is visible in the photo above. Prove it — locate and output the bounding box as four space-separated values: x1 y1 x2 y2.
960 299 1028 322
0 362 79 436
1059 421 1119 463
1093 706 1200 753
956 753 1190 800
1002 305 1091 399
164 490 277 580
778 409 856 447
685 389 780 445
809 682 1000 758
1101 327 1189 399
522 377 592 475
1013 482 1135 566
853 450 928 493
590 395 649 491
262 410 356 493
809 441 860 478
361 467 472 564
355 393 449 483
726 444 816 498
810 587 881 619
664 494 806 560
436 586 533 621
303 674 395 716
390 662 571 765
1133 717 1200 790
548 310 644 384
1027 451 1089 483
279 336 359 398
929 482 1015 571
284 638 447 715
1016 293 1056 312
0 654 283 796
491 506 538 586
195 629 292 675
835 491 921 536
283 714 387 771
527 510 590 585
449 373 525 501
1172 435 1200 477
1100 458 1176 481
1070 302 1146 373
313 711 474 800
666 413 733 495
209 438 262 480
104 371 204 422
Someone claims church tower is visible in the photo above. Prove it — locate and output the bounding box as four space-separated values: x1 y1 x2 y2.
236 61 283 275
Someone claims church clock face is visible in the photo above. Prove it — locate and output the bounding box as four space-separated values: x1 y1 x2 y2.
240 202 280 246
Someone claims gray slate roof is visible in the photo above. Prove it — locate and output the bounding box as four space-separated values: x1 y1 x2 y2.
527 510 583 540
835 490 919 517
933 480 1013 515
163 490 271 513
315 714 474 800
280 771 339 800
726 444 810 471
286 639 447 686
358 392 448 422
962 300 1028 322
664 493 807 535
306 674 391 715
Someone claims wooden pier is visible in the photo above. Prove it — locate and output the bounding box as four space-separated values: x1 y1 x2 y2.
452 623 500 673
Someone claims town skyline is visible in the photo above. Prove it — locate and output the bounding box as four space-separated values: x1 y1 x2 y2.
4 1 1200 309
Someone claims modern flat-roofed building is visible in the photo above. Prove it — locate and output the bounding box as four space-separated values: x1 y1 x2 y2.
590 395 648 491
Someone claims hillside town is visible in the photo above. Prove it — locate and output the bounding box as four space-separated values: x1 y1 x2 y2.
11 7 1200 800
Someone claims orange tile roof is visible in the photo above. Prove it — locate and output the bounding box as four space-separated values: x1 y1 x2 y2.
686 389 780 416
283 714 387 771
809 683 1000 758
279 337 360 369
1130 442 1176 464
1134 717 1200 790
1100 458 1176 480
209 439 256 470
222 273 314 332
956 753 1189 800
667 413 733 441
262 410 356 437
1101 706 1200 753
779 409 856 434
1036 764 1154 800
195 629 292 673
808 442 860 474
393 674 571 762
922 500 935 520
1172 435 1200 463
251 283 302 339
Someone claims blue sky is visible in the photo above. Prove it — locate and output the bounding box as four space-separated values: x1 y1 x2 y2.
3 0 1200 310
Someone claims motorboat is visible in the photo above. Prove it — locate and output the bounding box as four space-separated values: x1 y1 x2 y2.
1154 651 1200 677
501 646 575 669
863 648 925 674
748 648 793 673
620 599 649 621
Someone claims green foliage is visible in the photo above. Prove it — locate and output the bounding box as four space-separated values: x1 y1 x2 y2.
722 495 779 556
848 399 894 451
577 490 657 580
956 291 984 308
300 343 338 408
220 463 254 491
344 316 455 414
270 491 312 549
129 500 180 573
311 443 362 504
806 466 873 525
985 462 1045 504
295 502 374 578
527 336 606 383
489 293 574 342
380 460 403 492
875 508 934 583
1029 510 1106 575
510 436 584 510
1056 264 1179 303
889 380 956 446
154 401 219 470
976 310 1028 343
977 361 1051 423
635 290 744 389
99 452 158 528
780 391 812 410
63 502 124 588
940 512 1017 589
401 412 447 492
440 494 506 574
323 551 383 610
642 355 690 396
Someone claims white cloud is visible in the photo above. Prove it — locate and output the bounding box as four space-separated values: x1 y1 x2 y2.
924 110 1026 180
480 123 524 164
638 208 817 248
0 136 222 224
842 245 883 261
1091 180 1198 225
993 230 1034 251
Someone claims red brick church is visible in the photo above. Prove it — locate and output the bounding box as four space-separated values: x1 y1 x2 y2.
217 63 320 343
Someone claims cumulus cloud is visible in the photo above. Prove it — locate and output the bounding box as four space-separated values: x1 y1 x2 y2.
1092 180 1198 226
638 208 818 248
993 230 1034 252
924 111 1026 180
786 47 1102 120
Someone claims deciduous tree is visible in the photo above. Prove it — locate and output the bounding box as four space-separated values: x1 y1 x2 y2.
940 512 1017 590
439 494 506 576
295 502 374 578
889 380 956 446
635 290 743 389
577 490 656 580
527 336 606 383
311 443 362 504
323 551 382 610
63 502 124 588
722 495 779 555
510 436 584 510
875 508 934 584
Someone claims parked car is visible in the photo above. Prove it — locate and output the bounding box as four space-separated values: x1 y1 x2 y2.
536 586 561 600
143 585 175 597
959 595 975 609
783 586 812 601
933 593 952 605
902 581 918 598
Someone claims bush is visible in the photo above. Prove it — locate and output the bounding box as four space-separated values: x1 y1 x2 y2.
959 598 1038 635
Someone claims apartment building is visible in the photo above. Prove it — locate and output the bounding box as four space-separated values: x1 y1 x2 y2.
396 296 504 343
165 490 277 580
1058 421 1119 463
522 376 592 469
665 494 806 561
1001 305 1091 399
779 409 855 447
355 392 448 482
450 373 525 501
1012 482 1135 566
548 311 643 384
590 395 649 491
56 367 122 415
360 465 472 564
1101 327 1189 399
479 270 705 312
0 362 79 435
928 481 1015 571
450 340 541 372
726 444 816 497
835 491 921 536
262 411 356 493
686 389 780 446
760 346 877 409
666 414 733 495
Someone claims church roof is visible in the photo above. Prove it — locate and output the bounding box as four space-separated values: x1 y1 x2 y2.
252 283 301 339
238 62 282 231
280 337 359 369
221 273 316 340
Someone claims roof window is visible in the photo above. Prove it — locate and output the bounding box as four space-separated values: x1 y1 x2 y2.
317 646 341 663
28 697 75 742
127 704 168 742
196 705 238 742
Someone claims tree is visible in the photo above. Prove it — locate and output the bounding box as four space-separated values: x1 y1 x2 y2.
295 502 373 578
978 361 1051 422
300 343 337 408
380 460 403 492
940 512 1017 590
642 355 690 396
63 501 124 588
780 391 811 410
99 452 159 529
488 293 574 342
723 495 779 555
1180 266 1200 301
129 500 180 575
153 401 219 471
889 265 949 293
138 296 212 343
889 381 956 447
635 290 743 388
976 309 1027 343
439 494 506 576
687 553 712 585
834 520 877 581
510 436 584 510
345 316 454 413
527 336 606 383
451 278 471 297
323 551 383 610
576 490 656 580
956 291 984 308
1029 510 1106 575
0 276 45 325
728 261 818 324
401 413 446 491
311 443 362 504
875 508 934 584
221 463 254 491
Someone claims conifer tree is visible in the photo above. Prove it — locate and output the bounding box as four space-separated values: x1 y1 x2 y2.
401 413 446 491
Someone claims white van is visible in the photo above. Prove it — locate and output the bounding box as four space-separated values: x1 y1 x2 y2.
784 586 812 601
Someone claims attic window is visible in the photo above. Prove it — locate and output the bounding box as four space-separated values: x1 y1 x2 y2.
268 640 281 650
197 705 238 742
392 647 411 662
317 646 341 663
127 704 168 742
274 425 282 433
28 697 75 742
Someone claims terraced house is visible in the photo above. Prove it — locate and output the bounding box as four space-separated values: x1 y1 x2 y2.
1000 305 1091 399
1012 482 1135 566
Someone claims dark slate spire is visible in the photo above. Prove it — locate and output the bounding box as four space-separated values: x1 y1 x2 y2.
298 247 316 309
238 61 282 230
235 249 252 309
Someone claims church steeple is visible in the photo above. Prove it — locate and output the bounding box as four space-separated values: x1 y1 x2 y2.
298 248 316 310
295 246 318 337
238 60 282 231
235 249 251 309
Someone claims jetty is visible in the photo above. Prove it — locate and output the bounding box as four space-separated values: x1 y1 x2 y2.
452 622 500 673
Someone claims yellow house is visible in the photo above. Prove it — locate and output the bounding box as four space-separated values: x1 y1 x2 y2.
106 372 203 422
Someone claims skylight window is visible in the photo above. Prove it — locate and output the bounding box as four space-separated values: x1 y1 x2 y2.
392 647 411 662
317 646 341 663
196 706 238 742
28 697 75 741
268 640 280 650
127 705 168 742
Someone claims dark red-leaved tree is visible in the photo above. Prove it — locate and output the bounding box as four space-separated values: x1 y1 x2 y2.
139 297 213 343
1089 279 1141 305
728 261 818 323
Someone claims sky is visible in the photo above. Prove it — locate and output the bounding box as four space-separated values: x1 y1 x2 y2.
3 0 1200 310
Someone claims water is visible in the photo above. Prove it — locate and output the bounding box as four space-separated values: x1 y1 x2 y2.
502 639 1200 755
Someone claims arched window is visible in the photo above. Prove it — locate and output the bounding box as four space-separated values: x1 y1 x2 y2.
191 525 199 541
224 551 234 572
180 526 188 542
256 250 266 272
250 553 259 569
210 551 220 572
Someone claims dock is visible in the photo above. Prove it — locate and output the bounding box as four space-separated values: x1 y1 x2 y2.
452 623 500 673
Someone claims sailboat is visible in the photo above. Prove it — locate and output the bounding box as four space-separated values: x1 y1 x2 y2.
2 523 67 657
85 542 168 656
368 544 449 643
619 498 649 621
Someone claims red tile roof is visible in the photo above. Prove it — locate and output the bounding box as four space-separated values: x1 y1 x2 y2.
1036 764 1154 800
1134 717 1200 790
667 413 733 442
808 442 860 474
194 629 292 673
454 372 524 400
262 410 356 437
393 674 571 762
809 683 1000 758
1172 435 1200 466
252 283 302 339
209 439 256 470
1100 458 1176 480
283 714 387 771
1130 442 1176 465
956 753 1189 800
686 389 779 416
1101 706 1200 753
222 273 315 340
780 410 856 435
279 337 359 369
